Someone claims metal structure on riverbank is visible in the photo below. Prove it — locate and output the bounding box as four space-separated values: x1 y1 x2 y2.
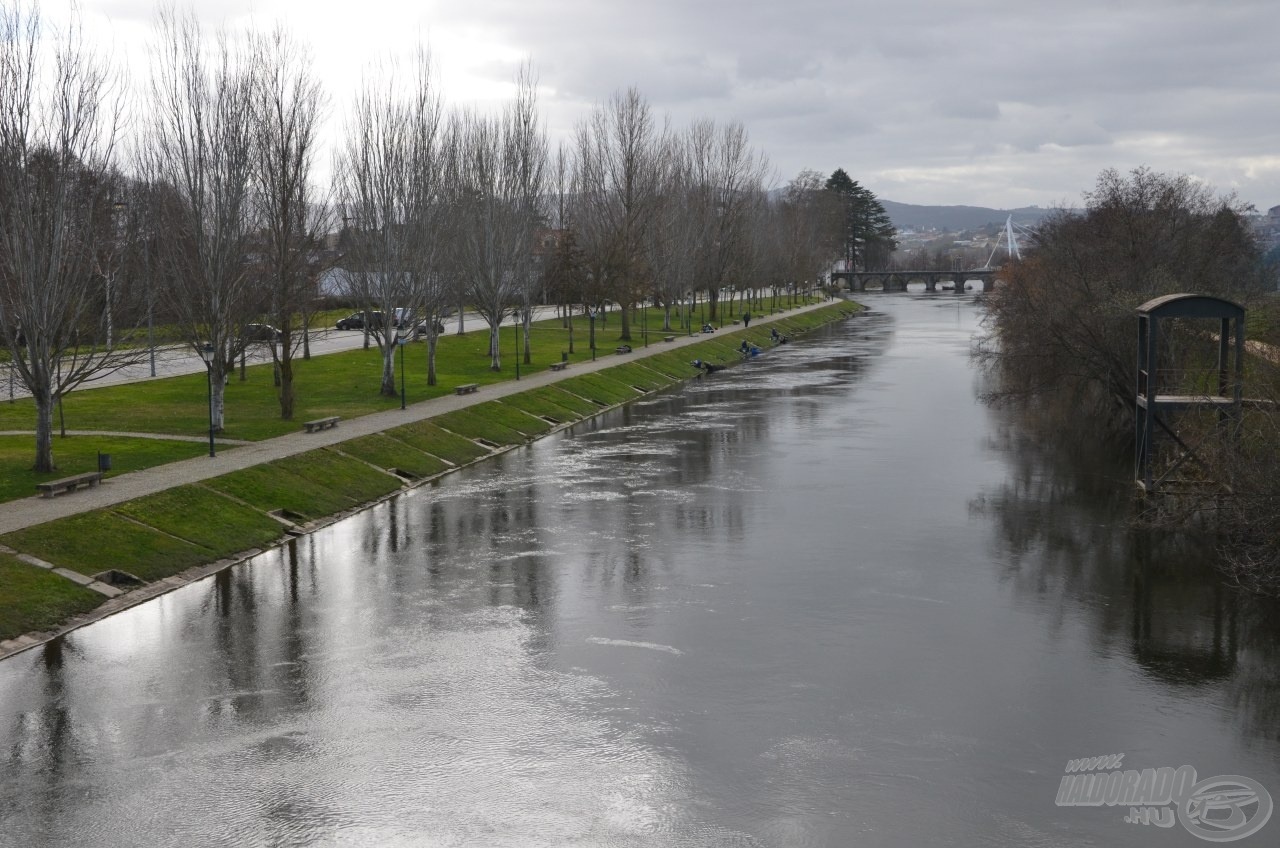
1135 294 1245 494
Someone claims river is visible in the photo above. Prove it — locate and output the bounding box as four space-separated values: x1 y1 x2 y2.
2 294 1278 847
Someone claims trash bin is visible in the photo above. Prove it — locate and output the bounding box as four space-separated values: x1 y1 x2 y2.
97 452 111 471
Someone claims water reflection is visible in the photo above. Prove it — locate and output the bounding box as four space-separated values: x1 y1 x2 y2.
1 297 1278 847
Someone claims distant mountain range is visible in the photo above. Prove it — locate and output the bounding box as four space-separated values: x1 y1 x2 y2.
880 200 1058 233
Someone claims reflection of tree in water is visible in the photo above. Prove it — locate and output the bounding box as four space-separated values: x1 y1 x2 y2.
974 387 1280 740
0 639 74 838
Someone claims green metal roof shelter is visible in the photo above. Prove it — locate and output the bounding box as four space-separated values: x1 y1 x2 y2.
1135 293 1245 494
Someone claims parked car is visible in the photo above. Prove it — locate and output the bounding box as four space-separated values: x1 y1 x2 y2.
336 311 385 331
411 320 447 340
240 323 284 344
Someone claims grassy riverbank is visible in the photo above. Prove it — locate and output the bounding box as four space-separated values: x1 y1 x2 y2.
0 302 859 646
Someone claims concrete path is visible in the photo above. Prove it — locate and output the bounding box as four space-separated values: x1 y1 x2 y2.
0 302 833 536
0 430 256 445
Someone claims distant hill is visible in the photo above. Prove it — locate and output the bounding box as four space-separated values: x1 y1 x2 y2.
880 200 1058 233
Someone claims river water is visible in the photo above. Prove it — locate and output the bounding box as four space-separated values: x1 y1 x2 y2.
2 294 1278 847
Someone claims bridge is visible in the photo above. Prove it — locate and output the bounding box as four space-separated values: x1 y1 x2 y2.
832 268 999 294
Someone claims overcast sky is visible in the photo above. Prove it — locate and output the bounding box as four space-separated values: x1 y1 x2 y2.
75 0 1280 212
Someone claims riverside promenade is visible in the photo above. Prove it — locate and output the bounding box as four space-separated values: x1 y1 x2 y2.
0 301 839 659
0 303 830 538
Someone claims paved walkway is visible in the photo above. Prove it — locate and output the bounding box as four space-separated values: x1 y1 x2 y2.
0 430 256 445
0 302 832 536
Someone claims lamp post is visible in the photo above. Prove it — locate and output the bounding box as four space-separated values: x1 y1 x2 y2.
107 200 126 348
397 332 407 409
145 239 156 377
199 343 216 457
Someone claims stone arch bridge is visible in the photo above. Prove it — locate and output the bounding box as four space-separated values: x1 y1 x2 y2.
832 269 998 293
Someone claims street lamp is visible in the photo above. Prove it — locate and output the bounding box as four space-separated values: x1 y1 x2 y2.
107 200 126 349
198 343 216 457
397 331 407 409
145 239 156 377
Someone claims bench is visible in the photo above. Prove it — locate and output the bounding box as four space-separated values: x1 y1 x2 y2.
304 416 340 433
663 335 676 343
36 471 103 499
615 345 632 354
455 383 479 395
549 361 568 372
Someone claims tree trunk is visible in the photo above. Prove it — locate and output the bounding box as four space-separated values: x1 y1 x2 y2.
620 301 632 341
522 312 532 365
210 363 228 432
426 338 437 386
278 353 295 420
380 347 397 396
488 324 501 371
34 392 56 473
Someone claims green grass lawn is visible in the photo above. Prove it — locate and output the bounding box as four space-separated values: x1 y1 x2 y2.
0 434 217 503
2 510 212 582
386 420 491 466
336 433 452 479
0 554 104 642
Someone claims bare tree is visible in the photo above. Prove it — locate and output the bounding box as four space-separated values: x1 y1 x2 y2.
573 87 665 342
143 5 257 433
335 55 442 395
510 66 549 366
778 169 842 296
248 26 328 420
682 119 770 321
449 69 547 371
0 2 135 472
403 56 451 386
641 132 696 332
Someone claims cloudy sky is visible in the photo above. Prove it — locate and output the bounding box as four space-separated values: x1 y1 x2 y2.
74 0 1280 211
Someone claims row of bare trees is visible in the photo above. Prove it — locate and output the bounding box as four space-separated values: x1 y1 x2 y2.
0 3 846 473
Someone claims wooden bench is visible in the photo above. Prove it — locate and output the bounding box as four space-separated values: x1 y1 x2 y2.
303 416 340 433
615 345 631 354
455 383 480 395
36 471 103 499
663 335 676 343
549 361 568 372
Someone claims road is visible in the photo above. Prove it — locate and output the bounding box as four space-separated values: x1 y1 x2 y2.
2 307 567 401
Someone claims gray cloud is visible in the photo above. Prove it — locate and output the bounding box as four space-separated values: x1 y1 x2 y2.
76 0 1280 209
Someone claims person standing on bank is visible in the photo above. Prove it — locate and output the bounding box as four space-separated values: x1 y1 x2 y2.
742 311 751 327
